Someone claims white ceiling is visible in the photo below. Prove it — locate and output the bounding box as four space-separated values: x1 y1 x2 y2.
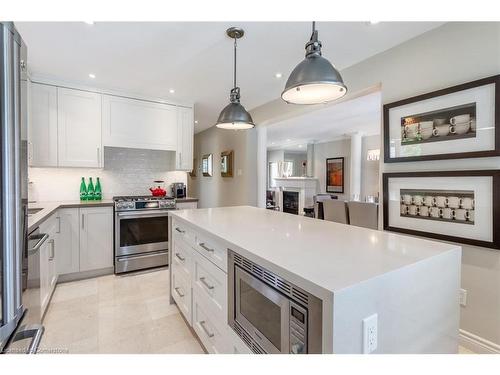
15 21 443 133
267 91 381 151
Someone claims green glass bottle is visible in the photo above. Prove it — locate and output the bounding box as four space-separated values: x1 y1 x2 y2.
79 177 87 201
87 177 95 201
94 177 102 201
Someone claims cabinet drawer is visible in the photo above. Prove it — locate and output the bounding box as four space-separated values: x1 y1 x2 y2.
192 250 227 327
195 233 227 272
171 239 193 279
171 266 192 325
192 289 230 354
172 220 196 249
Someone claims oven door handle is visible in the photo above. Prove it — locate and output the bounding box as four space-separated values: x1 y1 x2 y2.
116 210 172 219
116 251 168 261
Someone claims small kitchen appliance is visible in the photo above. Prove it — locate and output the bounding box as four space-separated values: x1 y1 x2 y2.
171 182 186 199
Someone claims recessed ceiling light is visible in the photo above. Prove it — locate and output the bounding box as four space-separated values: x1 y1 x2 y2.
275 72 282 79
169 89 175 94
271 142 275 145
84 21 94 25
298 145 303 148
194 120 198 124
369 21 380 25
88 73 96 79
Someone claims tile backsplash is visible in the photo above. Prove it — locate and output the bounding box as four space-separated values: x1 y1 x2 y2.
29 147 188 201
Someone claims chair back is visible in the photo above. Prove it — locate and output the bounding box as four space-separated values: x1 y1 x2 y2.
322 200 349 224
347 201 379 230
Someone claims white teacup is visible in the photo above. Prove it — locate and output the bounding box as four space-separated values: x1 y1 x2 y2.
441 207 454 220
450 122 470 135
433 118 447 126
430 207 441 218
424 196 434 206
405 123 419 134
420 128 433 140
453 208 468 221
402 194 413 205
461 197 474 209
400 204 408 215
450 114 470 125
433 124 451 137
419 121 433 130
434 196 447 208
467 209 475 222
412 195 424 206
419 206 430 217
408 205 419 216
446 196 461 209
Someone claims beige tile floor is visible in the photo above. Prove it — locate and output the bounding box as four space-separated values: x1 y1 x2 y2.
39 268 204 354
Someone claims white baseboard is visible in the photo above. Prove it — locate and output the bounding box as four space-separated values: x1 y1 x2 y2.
459 329 500 354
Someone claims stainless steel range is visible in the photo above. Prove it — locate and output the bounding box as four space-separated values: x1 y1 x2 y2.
114 196 176 274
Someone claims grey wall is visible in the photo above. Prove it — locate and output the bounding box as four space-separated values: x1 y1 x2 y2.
251 22 500 348
190 126 257 208
361 135 380 200
313 138 351 200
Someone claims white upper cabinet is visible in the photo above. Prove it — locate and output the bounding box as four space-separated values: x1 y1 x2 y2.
176 106 194 171
57 87 102 168
102 95 178 151
29 82 58 167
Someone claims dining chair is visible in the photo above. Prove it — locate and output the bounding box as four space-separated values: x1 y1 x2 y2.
322 200 349 224
347 201 379 230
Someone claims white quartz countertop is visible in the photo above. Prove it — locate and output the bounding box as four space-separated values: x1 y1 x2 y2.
170 206 461 294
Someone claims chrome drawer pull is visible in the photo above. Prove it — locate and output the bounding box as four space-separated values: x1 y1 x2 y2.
199 321 214 338
199 277 214 290
199 242 214 253
175 253 185 262
175 227 185 233
174 287 185 297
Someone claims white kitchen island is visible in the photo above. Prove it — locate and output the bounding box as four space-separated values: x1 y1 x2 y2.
168 206 461 354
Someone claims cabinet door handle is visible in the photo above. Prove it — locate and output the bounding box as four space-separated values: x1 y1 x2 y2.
174 287 185 298
199 321 214 338
49 239 55 260
81 214 85 230
199 277 214 290
56 217 61 233
179 152 182 168
199 242 214 253
175 227 185 234
175 253 185 262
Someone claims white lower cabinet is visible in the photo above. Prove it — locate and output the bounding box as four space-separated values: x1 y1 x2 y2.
79 207 114 272
56 208 80 275
171 218 246 354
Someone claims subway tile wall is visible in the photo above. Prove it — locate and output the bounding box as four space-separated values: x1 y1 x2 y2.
28 147 188 201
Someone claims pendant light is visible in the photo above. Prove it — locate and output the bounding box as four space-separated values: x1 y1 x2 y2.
282 22 347 105
215 27 255 130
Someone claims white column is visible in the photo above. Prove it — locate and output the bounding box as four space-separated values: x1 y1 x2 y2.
349 132 362 200
306 143 314 177
256 125 267 208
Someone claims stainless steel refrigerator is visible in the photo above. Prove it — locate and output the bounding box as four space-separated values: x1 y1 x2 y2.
0 22 43 354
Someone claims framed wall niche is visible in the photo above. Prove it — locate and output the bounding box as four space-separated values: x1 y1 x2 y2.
221 150 234 177
202 154 213 177
383 170 500 250
384 75 500 163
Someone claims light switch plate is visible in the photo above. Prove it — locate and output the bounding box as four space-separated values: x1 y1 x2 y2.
362 313 378 354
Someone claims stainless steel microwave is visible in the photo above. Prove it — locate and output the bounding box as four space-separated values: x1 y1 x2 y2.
228 250 323 354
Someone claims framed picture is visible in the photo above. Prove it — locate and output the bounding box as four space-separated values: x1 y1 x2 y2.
383 170 500 249
189 158 197 177
221 150 234 177
202 154 213 177
384 75 500 163
326 157 344 193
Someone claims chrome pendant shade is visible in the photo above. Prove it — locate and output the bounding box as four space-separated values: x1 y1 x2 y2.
282 22 347 105
216 27 255 130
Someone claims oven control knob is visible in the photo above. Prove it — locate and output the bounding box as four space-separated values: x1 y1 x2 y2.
127 202 135 209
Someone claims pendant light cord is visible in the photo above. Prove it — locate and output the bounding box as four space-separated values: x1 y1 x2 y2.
233 37 237 89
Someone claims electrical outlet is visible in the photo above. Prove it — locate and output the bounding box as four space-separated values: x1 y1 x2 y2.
362 313 378 354
460 288 467 307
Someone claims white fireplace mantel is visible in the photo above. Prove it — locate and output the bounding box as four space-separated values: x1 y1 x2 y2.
274 177 319 214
